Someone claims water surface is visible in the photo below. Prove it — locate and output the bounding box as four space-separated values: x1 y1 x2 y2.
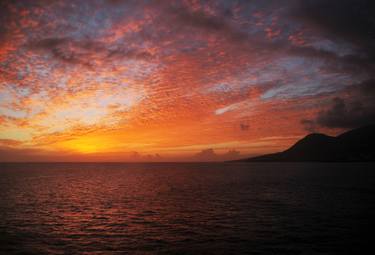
0 162 374 254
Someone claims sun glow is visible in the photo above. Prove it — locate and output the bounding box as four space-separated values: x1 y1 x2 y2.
57 137 111 154
1 0 370 162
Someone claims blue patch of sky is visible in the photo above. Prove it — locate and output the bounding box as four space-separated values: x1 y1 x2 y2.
207 83 233 93
307 39 356 57
261 73 355 99
0 107 28 119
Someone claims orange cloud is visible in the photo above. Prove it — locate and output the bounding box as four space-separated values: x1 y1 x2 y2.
0 0 372 161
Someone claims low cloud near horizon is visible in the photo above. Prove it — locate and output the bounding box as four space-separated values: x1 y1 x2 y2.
1 0 375 161
192 148 242 162
0 145 244 162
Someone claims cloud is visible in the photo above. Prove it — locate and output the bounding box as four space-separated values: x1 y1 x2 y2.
0 146 164 162
0 1 12 41
169 0 375 76
0 146 64 162
300 119 316 132
223 149 241 159
307 80 375 129
291 0 375 62
31 37 153 66
129 151 163 162
2 0 375 161
33 37 68 49
316 97 375 129
192 148 241 161
240 123 249 131
107 48 153 61
193 148 216 161
169 4 248 44
0 139 23 146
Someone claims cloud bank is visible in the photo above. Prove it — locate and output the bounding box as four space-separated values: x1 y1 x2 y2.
1 0 374 161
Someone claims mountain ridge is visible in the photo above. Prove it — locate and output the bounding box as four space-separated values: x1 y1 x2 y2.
238 125 375 162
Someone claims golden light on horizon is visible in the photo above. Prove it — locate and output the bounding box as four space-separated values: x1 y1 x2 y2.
1 0 372 162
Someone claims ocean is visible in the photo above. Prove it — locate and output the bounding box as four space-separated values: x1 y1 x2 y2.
0 162 374 254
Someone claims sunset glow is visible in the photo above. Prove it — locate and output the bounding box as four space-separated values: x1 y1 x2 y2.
1 0 374 161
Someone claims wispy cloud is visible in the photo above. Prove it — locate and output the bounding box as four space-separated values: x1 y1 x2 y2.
1 0 374 161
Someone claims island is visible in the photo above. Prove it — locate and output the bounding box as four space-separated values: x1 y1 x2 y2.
238 125 375 162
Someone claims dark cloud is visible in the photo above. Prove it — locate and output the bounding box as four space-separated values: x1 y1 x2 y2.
129 151 163 162
224 149 241 159
193 148 241 161
0 1 11 39
288 44 375 75
193 148 216 161
31 37 153 66
300 119 316 132
310 80 375 129
165 1 375 74
170 5 247 42
316 97 375 129
0 1 52 39
292 0 375 61
31 37 92 65
10 0 374 73
33 37 68 49
107 48 153 61
240 123 249 131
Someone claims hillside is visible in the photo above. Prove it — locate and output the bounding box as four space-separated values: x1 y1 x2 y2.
240 125 375 162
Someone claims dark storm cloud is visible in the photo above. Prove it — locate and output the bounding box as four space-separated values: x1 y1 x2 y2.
7 0 373 71
291 0 375 61
162 1 375 74
31 37 153 66
313 80 375 129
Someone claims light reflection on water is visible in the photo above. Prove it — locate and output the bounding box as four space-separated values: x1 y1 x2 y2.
0 162 374 254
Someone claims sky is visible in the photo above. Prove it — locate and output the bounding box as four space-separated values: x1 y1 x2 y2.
0 0 375 162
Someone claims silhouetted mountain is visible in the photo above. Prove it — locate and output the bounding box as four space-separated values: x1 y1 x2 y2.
240 125 375 162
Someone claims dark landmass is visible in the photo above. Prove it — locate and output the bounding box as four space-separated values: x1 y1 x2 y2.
239 125 375 162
